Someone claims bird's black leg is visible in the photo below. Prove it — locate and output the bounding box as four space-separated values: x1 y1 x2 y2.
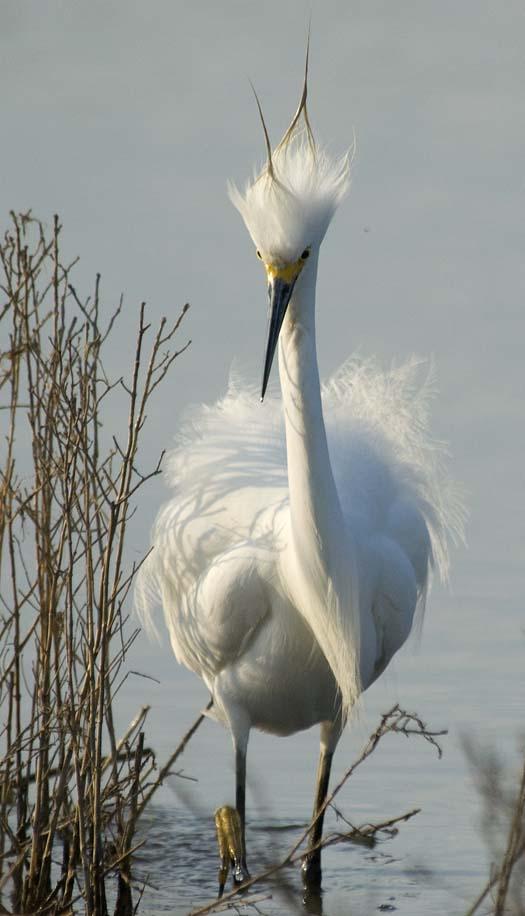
302 746 333 888
214 740 250 897
235 743 250 883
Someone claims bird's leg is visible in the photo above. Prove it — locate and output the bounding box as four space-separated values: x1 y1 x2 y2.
214 733 250 897
301 746 333 888
235 743 250 882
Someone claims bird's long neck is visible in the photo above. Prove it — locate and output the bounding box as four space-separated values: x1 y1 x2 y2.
278 260 343 565
278 258 360 714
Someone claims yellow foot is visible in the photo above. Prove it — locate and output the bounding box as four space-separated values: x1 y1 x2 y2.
214 805 249 897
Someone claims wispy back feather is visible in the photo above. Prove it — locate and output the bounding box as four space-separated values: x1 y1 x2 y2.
136 358 465 659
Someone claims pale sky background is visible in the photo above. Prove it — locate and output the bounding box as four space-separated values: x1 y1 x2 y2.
1 2 524 910
2 1 523 603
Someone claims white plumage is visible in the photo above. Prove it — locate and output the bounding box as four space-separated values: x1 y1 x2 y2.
136 57 462 889
139 358 457 714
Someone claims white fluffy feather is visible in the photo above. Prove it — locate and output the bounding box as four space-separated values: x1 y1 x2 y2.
136 358 463 704
229 128 351 259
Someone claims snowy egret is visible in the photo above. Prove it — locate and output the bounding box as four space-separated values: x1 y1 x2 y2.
136 51 461 892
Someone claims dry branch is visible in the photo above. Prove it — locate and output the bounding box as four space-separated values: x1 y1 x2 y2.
466 741 525 916
0 212 190 915
189 705 446 916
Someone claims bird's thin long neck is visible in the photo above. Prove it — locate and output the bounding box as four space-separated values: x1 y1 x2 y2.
278 260 344 577
277 260 360 715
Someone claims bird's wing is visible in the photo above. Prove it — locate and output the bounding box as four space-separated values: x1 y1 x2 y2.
135 370 288 643
136 358 464 670
323 357 465 647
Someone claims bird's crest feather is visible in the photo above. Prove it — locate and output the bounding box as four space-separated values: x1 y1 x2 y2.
229 43 351 259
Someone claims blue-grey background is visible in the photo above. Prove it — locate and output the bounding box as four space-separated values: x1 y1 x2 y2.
1 3 523 913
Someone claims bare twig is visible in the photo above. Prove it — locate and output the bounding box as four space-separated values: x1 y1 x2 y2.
0 212 190 914
189 705 445 916
466 745 525 916
135 699 213 820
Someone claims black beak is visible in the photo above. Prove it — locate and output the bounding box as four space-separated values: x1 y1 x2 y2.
261 276 296 401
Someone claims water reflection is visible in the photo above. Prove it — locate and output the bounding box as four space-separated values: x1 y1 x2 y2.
303 885 324 915
133 805 411 915
134 806 325 914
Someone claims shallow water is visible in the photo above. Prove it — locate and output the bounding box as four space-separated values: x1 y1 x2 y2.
121 582 524 915
2 3 523 913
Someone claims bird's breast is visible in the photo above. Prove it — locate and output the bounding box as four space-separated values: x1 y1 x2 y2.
211 584 340 737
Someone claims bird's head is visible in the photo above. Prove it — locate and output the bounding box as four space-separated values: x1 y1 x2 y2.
229 47 351 399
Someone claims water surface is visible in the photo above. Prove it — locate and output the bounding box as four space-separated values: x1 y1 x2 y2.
123 585 524 915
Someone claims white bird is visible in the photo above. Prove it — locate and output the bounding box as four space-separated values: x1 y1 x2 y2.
137 52 462 893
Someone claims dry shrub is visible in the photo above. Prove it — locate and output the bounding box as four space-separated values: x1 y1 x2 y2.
466 734 525 916
0 212 189 915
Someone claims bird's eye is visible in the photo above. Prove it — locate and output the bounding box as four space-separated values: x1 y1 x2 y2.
256 250 262 259
301 249 310 260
